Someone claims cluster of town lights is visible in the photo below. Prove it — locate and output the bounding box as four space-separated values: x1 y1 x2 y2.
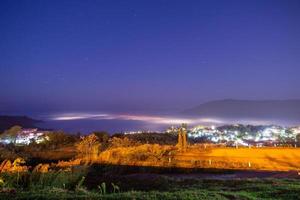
1 124 299 147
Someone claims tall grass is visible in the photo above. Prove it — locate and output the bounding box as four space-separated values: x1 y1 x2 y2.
0 166 88 191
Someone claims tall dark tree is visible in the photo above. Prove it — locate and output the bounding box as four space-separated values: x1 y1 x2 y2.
3 125 22 144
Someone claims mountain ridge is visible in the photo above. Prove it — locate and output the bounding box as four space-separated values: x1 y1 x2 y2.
0 115 42 132
182 99 300 120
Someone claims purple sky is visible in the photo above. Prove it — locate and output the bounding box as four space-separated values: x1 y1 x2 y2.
1 0 300 114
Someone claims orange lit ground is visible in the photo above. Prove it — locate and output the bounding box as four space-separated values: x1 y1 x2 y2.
98 146 300 171
173 146 300 171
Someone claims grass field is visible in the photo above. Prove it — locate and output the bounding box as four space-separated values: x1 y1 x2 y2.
174 147 300 171
2 145 300 199
1 177 300 199
95 145 300 171
2 163 300 199
98 146 300 171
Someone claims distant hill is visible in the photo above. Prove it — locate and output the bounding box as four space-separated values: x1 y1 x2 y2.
0 116 42 132
182 99 300 120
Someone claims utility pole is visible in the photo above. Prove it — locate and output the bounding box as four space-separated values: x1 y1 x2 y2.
177 123 188 152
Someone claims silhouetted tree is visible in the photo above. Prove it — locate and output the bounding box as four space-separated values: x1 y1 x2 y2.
3 125 22 144
44 131 78 149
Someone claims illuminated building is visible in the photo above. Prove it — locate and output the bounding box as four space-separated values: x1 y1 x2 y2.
0 128 47 145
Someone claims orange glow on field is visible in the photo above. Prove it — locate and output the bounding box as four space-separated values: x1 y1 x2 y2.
96 145 300 171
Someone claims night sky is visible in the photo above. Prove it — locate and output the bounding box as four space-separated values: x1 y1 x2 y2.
1 0 300 114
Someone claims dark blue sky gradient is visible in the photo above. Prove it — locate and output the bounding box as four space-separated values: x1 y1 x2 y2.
1 0 300 113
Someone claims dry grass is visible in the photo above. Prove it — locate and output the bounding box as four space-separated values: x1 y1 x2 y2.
95 145 300 171
28 146 77 161
174 146 300 171
20 143 300 172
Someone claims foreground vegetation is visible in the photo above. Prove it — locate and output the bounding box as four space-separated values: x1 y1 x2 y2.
1 170 300 200
1 126 300 199
1 156 299 199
